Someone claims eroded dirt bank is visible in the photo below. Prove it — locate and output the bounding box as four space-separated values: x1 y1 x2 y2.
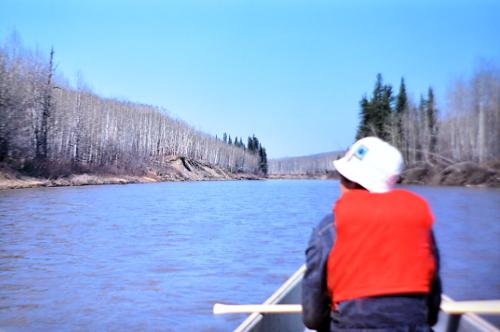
0 157 261 190
399 161 500 187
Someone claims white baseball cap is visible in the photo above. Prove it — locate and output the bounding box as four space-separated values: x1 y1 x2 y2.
333 137 404 193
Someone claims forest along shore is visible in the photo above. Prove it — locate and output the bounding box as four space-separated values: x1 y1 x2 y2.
268 69 500 188
0 156 261 190
0 33 269 189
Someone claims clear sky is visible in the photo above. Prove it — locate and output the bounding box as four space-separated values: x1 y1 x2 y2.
1 0 499 158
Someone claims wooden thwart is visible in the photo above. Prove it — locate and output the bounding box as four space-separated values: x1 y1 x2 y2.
441 300 500 315
213 300 500 315
213 303 301 315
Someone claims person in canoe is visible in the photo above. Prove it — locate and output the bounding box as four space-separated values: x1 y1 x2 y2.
302 137 442 332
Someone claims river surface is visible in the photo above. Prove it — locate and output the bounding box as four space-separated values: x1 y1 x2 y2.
0 180 499 331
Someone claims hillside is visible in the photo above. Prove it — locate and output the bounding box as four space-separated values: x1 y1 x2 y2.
0 33 267 187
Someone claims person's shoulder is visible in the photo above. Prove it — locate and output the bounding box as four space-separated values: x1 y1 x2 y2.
315 213 334 236
391 189 430 208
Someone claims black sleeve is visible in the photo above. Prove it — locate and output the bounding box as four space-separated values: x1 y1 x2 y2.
427 230 442 326
301 215 335 332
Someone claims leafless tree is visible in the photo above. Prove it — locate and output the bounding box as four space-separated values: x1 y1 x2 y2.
0 33 260 176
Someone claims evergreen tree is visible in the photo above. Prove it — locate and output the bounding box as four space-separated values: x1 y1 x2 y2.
228 135 232 145
247 137 252 151
395 78 408 117
416 95 426 162
223 133 227 144
247 135 259 153
373 73 384 105
356 95 372 139
395 78 408 160
426 87 438 160
355 74 393 141
258 145 268 175
253 135 259 153
379 84 393 141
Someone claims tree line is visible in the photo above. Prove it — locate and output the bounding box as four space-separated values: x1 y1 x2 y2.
218 132 268 174
0 32 268 177
270 65 499 176
356 67 499 167
268 151 341 175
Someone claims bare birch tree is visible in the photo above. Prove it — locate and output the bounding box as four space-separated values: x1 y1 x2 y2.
0 33 261 176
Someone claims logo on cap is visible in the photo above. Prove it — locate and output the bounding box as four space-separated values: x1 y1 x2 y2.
353 145 368 160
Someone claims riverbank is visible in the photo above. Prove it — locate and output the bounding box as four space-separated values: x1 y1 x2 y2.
399 161 500 187
3 159 499 190
0 157 261 190
268 161 500 188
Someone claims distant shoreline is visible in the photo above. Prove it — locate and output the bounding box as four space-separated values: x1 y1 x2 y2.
267 173 336 181
268 161 500 188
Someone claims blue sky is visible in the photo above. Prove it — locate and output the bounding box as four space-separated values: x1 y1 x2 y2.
1 0 499 158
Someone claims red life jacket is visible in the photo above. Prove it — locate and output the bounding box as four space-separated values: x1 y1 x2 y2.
327 189 435 304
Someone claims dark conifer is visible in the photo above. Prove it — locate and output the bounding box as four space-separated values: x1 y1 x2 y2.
379 84 393 141
395 78 408 160
356 95 371 140
258 146 268 175
426 87 438 159
253 135 259 153
416 95 426 162
356 74 393 140
247 136 253 152
395 78 408 116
